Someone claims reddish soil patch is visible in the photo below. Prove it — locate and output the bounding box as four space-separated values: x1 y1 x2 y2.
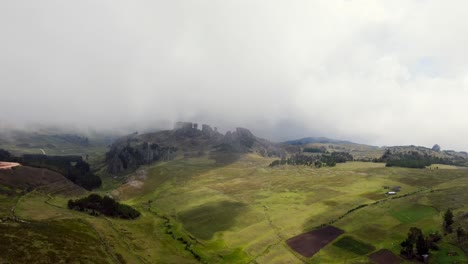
0 162 20 170
287 225 344 257
0 165 84 195
369 249 402 264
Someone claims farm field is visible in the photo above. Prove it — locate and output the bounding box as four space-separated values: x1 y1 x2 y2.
109 155 468 263
2 155 468 263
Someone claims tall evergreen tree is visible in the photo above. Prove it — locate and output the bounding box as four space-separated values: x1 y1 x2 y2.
444 209 454 228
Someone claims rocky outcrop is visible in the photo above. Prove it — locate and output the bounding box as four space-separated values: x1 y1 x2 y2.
106 142 176 174
219 127 286 158
201 124 219 137
223 128 256 152
106 123 286 174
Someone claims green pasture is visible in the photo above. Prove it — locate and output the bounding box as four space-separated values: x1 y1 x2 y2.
2 155 468 263
390 204 438 224
333 236 376 255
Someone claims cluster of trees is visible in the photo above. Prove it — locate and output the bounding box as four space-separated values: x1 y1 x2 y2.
68 194 140 219
269 152 353 168
302 147 327 153
67 160 102 190
328 152 353 163
377 150 459 168
0 149 12 161
400 227 441 261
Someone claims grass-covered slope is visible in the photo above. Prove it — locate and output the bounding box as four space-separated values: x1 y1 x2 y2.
107 155 468 263
3 150 468 263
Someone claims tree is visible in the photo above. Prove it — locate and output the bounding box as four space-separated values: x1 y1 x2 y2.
432 144 441 152
400 227 435 259
400 227 423 259
408 227 423 243
427 232 441 250
416 234 429 255
444 209 454 229
400 239 414 258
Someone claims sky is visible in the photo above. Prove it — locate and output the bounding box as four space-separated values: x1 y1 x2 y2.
1 1 468 150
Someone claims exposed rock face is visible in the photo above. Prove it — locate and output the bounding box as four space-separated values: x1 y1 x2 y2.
106 142 176 174
201 124 216 137
106 123 286 174
174 122 194 130
173 122 208 138
220 127 286 157
223 128 256 152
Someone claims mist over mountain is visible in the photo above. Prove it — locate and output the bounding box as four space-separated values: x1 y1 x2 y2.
2 1 468 150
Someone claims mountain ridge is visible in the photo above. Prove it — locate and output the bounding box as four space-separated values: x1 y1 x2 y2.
105 122 286 174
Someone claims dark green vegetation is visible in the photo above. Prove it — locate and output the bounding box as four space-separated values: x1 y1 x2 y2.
379 148 468 168
399 227 441 260
68 194 140 219
333 236 375 255
385 152 455 168
443 208 454 230
269 152 353 167
302 147 327 153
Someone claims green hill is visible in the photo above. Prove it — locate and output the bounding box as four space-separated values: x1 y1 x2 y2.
1 124 468 263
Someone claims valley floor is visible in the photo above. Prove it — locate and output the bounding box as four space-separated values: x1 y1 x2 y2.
2 156 468 263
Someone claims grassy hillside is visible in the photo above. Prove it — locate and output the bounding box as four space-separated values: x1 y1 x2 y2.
2 152 468 263
104 155 468 263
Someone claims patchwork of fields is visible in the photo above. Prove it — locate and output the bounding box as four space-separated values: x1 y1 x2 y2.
2 154 468 263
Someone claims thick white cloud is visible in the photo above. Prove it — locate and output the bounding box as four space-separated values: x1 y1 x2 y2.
1 0 468 150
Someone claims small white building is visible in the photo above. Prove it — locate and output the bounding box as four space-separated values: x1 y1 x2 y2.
387 191 397 195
